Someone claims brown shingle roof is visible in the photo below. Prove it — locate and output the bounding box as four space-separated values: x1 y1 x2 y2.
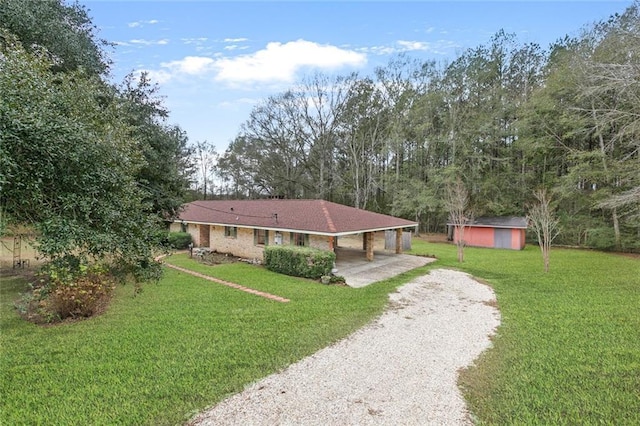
177 199 417 236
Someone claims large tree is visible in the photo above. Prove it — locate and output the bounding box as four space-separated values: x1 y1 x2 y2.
119 72 194 217
0 0 110 75
1 2 195 277
0 35 159 274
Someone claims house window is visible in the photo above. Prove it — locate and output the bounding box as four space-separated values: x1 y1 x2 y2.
254 229 269 246
291 233 308 247
180 221 187 233
224 226 237 238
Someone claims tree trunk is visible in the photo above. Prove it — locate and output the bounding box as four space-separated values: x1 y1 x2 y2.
612 207 621 250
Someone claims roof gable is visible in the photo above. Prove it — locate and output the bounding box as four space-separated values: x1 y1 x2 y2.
177 199 417 236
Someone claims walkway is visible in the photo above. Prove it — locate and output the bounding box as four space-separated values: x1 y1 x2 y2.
161 260 290 303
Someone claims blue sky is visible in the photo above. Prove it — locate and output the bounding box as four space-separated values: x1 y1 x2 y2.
83 1 634 152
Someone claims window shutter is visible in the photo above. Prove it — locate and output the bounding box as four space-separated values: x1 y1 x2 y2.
265 230 269 246
304 234 309 246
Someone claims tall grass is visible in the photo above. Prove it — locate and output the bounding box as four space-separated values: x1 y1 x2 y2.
409 240 640 424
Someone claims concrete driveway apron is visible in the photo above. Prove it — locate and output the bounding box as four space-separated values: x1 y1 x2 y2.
334 247 435 288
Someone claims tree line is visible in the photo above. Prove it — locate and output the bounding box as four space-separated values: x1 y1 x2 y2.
211 4 640 251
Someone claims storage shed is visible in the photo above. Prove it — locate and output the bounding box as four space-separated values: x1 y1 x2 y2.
447 217 528 250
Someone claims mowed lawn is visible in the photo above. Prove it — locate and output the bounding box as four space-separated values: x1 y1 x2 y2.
0 253 423 425
409 240 640 425
2 243 639 425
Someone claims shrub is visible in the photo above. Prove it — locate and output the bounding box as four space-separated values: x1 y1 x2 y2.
167 232 192 249
18 264 116 323
264 246 335 279
49 270 115 319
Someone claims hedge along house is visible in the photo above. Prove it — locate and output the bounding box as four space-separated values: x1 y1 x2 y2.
171 199 418 262
447 217 528 250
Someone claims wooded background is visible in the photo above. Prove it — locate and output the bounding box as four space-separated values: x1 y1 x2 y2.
2 0 639 262
211 6 640 251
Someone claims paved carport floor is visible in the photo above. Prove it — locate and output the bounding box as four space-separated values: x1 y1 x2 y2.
334 247 435 287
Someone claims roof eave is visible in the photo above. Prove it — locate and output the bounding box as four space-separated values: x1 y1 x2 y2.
175 219 418 236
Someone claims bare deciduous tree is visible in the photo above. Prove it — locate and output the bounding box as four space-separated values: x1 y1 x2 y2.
194 140 218 200
528 189 561 272
445 177 471 263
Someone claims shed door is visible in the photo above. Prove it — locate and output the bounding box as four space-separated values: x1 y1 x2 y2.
494 228 511 249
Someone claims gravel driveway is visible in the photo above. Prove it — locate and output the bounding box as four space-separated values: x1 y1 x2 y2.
188 269 501 425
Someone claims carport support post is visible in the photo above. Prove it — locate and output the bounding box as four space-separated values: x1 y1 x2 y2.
395 229 403 254
365 232 374 261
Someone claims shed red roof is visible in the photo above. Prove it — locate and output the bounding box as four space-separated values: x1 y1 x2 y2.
177 199 417 236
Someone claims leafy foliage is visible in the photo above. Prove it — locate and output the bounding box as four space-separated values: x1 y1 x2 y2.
0 0 110 75
119 73 194 218
264 245 336 279
0 34 169 278
1 2 194 287
15 263 115 323
215 4 640 251
166 232 193 250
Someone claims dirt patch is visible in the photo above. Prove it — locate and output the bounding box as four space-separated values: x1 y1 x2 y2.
195 251 241 266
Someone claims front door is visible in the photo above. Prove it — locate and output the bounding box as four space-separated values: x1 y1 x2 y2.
199 225 210 248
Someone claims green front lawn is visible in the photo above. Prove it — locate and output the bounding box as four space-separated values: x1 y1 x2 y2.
409 240 640 424
2 244 639 425
0 254 427 425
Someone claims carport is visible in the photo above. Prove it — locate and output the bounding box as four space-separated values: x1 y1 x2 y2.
333 247 435 288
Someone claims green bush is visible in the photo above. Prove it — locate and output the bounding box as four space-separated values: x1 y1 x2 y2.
264 245 335 279
167 232 192 249
17 264 115 323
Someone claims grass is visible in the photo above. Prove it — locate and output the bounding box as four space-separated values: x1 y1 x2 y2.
2 243 639 424
408 239 640 425
0 254 429 425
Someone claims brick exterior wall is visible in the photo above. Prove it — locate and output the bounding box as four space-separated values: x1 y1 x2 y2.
308 234 330 250
169 222 201 246
171 222 333 260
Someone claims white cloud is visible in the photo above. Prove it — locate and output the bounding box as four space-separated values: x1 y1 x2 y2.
224 45 249 51
218 97 260 108
128 19 160 28
161 56 216 75
129 38 170 46
214 39 367 84
224 38 249 43
182 37 209 45
141 39 366 86
364 45 397 55
397 40 431 51
143 69 173 85
362 40 460 56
